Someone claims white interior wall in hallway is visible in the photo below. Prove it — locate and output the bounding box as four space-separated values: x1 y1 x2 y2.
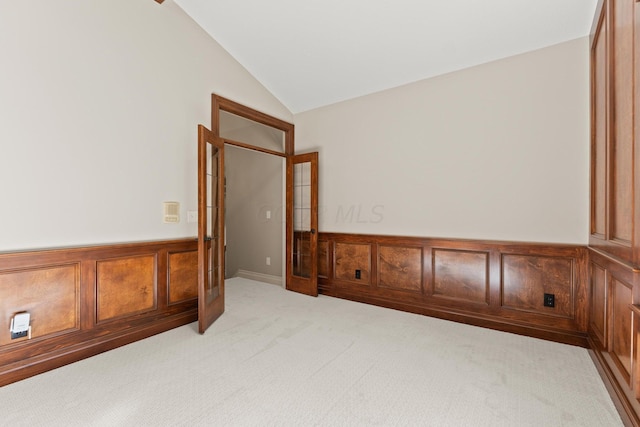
224 146 283 280
294 37 590 244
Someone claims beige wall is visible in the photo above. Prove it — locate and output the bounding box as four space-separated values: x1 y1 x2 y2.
0 0 589 251
294 37 590 244
0 0 292 251
224 143 283 280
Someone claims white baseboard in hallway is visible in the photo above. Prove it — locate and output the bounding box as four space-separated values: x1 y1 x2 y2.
234 269 283 286
0 277 623 426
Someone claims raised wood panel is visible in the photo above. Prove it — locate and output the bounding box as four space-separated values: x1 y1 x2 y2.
590 261 608 346
502 255 574 318
0 239 197 387
611 0 634 245
432 249 488 304
378 246 422 292
591 6 607 238
318 240 329 278
335 243 371 284
587 248 640 426
636 0 640 267
588 1 640 424
0 265 79 346
96 255 157 322
590 0 638 265
611 277 633 380
320 233 587 346
633 305 640 404
168 251 198 305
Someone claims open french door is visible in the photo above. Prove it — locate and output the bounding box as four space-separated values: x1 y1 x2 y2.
197 124 225 334
286 152 319 296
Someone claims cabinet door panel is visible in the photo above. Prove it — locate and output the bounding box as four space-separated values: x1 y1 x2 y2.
611 0 634 245
591 7 607 238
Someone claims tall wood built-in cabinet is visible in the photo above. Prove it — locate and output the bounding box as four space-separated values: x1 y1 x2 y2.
589 0 640 424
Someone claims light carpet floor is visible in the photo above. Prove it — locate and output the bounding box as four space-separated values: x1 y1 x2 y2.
0 277 623 426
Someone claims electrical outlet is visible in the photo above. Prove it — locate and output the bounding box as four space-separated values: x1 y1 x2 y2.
355 269 361 279
266 257 271 266
543 293 555 308
11 330 28 339
10 312 31 339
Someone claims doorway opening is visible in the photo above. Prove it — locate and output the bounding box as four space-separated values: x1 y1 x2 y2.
215 98 291 290
224 145 286 286
206 94 318 300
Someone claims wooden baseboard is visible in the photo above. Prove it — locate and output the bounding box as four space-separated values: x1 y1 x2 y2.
588 337 640 427
322 287 589 347
0 309 197 387
234 269 283 286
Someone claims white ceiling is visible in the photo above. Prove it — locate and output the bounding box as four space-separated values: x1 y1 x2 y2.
174 0 598 114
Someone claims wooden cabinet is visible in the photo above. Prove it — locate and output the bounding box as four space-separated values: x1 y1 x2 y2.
588 0 640 425
590 0 637 263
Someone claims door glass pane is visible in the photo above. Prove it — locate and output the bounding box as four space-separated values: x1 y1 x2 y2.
220 111 285 153
207 146 220 300
293 161 311 278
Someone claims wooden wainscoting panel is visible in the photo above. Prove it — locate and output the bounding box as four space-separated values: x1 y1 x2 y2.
432 249 489 304
319 232 588 346
335 243 371 285
502 255 574 318
96 254 157 322
591 0 607 240
318 240 329 279
611 0 635 246
590 261 608 347
0 264 79 346
378 246 422 292
611 276 633 382
0 239 198 387
633 304 640 405
168 250 198 305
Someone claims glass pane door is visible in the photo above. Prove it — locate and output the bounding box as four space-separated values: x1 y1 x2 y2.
198 125 225 333
293 161 312 278
287 152 318 296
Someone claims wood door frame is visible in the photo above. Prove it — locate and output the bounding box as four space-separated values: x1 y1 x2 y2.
211 94 296 289
212 95 294 156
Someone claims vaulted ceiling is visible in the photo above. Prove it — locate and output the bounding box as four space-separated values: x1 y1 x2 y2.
173 0 598 113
